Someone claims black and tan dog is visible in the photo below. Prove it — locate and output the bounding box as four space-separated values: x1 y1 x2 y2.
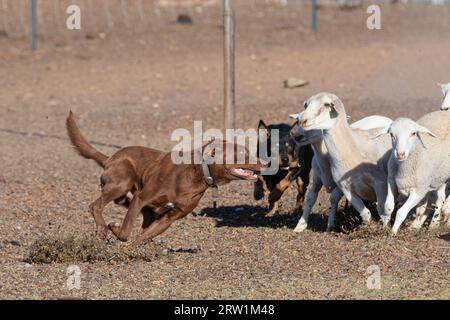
254 120 313 216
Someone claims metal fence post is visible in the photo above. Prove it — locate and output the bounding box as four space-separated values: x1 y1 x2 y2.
30 0 37 50
311 0 317 31
223 0 235 130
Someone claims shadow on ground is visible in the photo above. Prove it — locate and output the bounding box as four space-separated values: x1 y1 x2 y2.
438 233 450 242
198 205 359 232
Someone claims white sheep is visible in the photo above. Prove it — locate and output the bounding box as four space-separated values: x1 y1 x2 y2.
438 83 450 225
294 93 393 226
409 183 448 230
438 83 450 111
442 190 450 226
377 111 450 234
290 114 392 232
409 87 450 229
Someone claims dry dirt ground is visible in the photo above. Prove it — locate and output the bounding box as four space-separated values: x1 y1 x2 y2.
1 3 450 299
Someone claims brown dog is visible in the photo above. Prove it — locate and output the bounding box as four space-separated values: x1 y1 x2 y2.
66 111 265 245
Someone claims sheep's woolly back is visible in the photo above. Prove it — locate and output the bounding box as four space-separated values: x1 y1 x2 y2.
352 127 392 160
396 111 450 191
417 110 450 144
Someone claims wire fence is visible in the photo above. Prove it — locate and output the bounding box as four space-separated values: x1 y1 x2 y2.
0 0 298 39
0 0 447 39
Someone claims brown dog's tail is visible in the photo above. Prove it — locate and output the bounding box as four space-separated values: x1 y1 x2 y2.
66 111 108 168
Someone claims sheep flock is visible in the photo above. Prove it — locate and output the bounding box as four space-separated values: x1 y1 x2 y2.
290 83 450 234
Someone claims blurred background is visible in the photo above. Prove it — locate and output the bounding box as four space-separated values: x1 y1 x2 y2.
1 0 450 160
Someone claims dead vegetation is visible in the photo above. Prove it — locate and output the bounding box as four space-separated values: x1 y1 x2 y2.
26 234 163 264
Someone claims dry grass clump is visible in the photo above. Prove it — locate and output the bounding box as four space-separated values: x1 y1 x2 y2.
346 224 391 241
26 234 163 264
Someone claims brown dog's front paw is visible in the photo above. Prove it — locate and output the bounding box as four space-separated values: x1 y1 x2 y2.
108 222 128 242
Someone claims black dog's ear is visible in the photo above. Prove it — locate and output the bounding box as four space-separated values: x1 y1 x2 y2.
258 120 270 138
258 119 267 130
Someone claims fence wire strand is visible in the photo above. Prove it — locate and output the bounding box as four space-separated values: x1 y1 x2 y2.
0 0 308 39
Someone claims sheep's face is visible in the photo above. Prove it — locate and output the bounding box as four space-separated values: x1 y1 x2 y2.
384 118 436 162
439 83 450 111
298 93 340 131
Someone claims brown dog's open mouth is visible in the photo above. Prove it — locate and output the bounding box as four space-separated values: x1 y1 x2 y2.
231 168 258 180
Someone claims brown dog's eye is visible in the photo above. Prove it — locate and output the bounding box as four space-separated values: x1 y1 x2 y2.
324 102 334 108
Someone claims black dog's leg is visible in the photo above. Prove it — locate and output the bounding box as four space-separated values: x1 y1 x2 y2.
267 172 292 216
253 176 265 200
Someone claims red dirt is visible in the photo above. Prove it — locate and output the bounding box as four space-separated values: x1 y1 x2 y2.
0 3 449 299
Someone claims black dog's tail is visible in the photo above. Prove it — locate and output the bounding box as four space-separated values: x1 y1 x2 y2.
66 111 109 168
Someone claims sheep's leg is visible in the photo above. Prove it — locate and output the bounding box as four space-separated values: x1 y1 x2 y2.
294 174 322 233
383 176 397 226
374 180 389 226
410 198 429 230
341 188 371 224
443 194 450 226
326 187 343 231
392 191 426 234
430 185 446 229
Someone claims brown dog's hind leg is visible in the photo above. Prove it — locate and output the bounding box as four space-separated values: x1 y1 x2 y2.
109 192 146 242
89 184 128 238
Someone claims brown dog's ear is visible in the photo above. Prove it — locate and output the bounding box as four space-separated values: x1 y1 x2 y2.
258 120 270 138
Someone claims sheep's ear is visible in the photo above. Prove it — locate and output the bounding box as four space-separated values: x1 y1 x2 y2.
416 124 436 138
303 101 308 110
324 102 335 110
371 125 390 140
438 83 448 95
